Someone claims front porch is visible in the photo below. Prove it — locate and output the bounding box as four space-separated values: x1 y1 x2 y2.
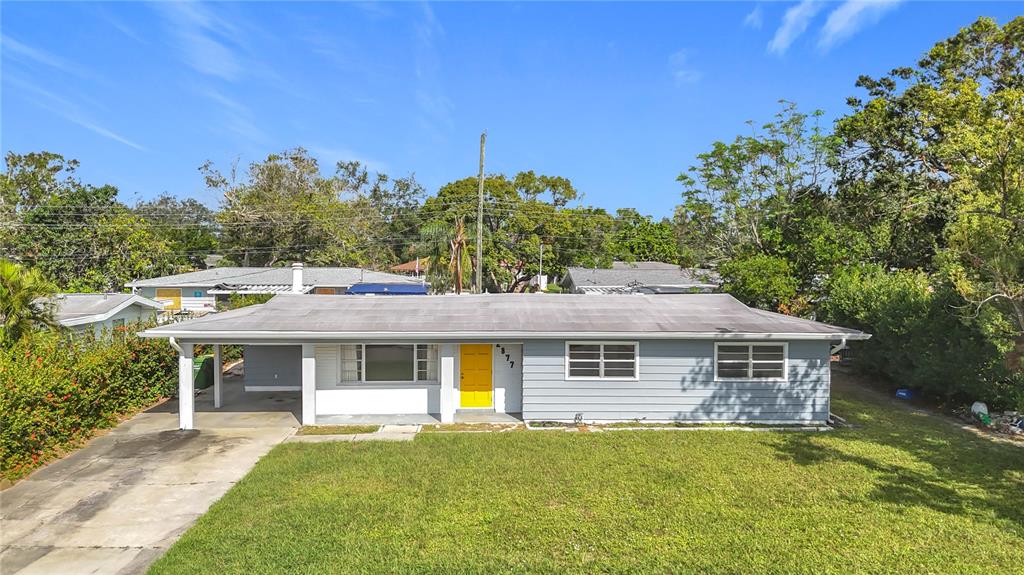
171 342 524 430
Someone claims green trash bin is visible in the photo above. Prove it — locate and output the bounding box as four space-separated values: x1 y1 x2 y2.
194 354 214 390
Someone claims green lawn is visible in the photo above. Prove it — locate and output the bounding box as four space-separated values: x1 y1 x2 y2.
150 380 1024 574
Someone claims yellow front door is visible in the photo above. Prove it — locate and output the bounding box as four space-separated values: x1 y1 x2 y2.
460 344 493 408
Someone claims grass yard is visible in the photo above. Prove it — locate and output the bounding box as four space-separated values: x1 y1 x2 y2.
150 378 1024 574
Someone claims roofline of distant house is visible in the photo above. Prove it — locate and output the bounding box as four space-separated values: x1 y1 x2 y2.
59 295 164 327
139 329 870 342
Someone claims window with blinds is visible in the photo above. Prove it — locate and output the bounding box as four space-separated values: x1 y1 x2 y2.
714 343 786 380
565 342 638 380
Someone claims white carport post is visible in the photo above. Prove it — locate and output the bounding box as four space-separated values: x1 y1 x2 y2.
439 344 456 423
301 344 316 425
213 344 223 409
178 342 195 430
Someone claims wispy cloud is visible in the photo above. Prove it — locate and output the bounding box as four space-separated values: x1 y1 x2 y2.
309 145 388 173
1 35 88 77
154 2 244 80
9 76 147 151
669 49 701 86
818 0 903 51
412 2 454 138
768 1 824 55
743 5 764 30
199 88 268 144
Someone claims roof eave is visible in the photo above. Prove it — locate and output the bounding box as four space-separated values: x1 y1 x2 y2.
139 329 870 342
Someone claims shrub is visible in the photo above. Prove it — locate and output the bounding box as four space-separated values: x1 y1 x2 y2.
821 264 1022 408
0 327 177 480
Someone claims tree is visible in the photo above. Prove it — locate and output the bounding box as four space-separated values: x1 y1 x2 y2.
610 209 678 263
717 254 799 312
1 152 177 291
675 102 841 298
419 219 471 294
837 17 1024 338
135 194 219 268
0 260 59 347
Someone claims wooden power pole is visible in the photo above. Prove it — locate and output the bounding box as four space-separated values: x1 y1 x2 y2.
476 131 486 294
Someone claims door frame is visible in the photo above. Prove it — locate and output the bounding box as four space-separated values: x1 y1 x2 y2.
459 343 493 409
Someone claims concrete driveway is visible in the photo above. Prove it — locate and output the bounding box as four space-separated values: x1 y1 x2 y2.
0 379 298 575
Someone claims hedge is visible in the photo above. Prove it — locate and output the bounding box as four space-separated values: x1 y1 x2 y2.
0 328 177 480
821 264 1024 410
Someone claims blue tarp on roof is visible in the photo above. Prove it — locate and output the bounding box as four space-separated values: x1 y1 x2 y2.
346 283 428 295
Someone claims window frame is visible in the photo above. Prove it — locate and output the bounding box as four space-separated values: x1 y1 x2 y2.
713 342 788 382
339 343 439 384
564 341 640 381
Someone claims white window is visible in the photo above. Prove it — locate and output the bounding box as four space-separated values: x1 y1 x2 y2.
715 343 787 380
565 342 638 380
339 344 438 383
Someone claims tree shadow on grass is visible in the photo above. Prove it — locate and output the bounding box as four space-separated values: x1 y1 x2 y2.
772 383 1024 532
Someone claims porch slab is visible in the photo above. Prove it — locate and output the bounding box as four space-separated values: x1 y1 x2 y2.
316 414 441 425
455 411 523 424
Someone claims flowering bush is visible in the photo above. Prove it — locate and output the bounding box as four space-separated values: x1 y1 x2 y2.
0 328 176 480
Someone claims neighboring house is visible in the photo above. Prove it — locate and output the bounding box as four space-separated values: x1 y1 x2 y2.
54 293 163 336
125 263 424 314
563 261 720 294
140 293 869 430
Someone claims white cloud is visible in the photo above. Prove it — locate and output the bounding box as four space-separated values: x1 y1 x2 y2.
9 76 147 151
309 146 388 173
1 35 87 77
743 5 763 30
154 2 245 80
412 2 453 138
669 49 701 86
199 88 269 144
818 0 903 51
768 1 824 55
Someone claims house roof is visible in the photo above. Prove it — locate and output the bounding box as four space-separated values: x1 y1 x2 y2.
125 267 422 288
565 263 720 290
140 293 869 342
390 258 429 273
54 293 164 327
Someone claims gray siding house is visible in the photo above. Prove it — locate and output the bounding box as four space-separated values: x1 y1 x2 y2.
140 293 867 429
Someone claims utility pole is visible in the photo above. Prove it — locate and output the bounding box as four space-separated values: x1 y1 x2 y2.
539 243 544 288
476 131 486 294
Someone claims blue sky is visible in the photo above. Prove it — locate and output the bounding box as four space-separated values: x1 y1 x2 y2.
2 1 1019 218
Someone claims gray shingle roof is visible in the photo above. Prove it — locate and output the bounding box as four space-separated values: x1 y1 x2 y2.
125 267 421 288
565 264 720 290
141 293 868 341
53 293 163 323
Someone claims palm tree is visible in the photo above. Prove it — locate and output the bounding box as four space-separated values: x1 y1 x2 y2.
420 219 472 294
0 259 59 346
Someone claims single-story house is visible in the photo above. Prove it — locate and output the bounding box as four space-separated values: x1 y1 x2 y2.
126 263 424 314
563 261 720 294
139 293 869 430
54 293 164 336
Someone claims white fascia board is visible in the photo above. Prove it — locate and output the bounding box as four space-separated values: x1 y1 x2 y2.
60 296 163 327
139 329 871 342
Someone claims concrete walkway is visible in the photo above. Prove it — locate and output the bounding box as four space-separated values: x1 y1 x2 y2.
0 381 297 575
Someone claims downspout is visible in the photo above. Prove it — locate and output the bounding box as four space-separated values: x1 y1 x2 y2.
830 337 848 356
168 336 183 355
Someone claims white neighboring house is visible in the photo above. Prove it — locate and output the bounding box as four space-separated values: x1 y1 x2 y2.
563 261 720 294
54 293 164 337
125 263 424 315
